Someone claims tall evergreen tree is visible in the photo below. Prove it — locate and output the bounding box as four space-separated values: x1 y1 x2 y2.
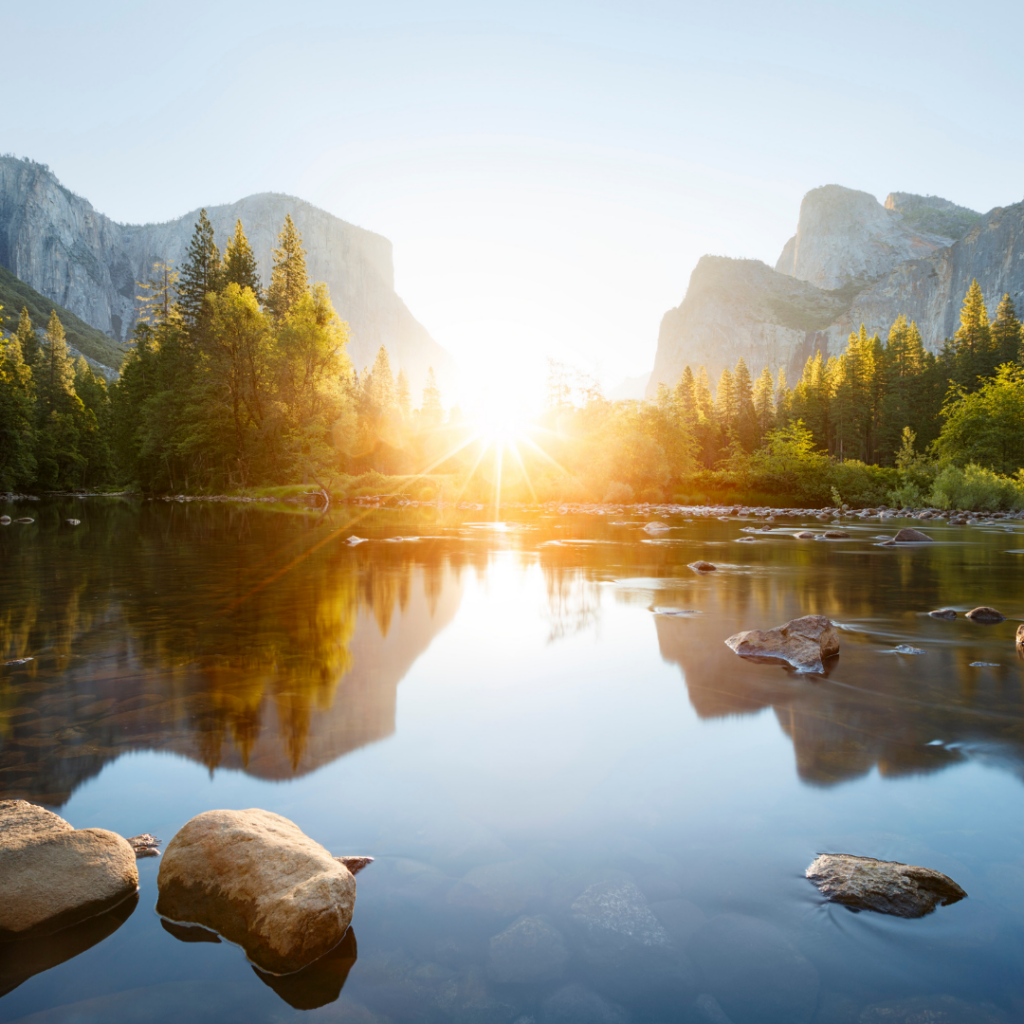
16 307 39 366
222 219 262 299
732 357 757 450
177 209 222 331
33 311 84 487
421 368 443 427
752 366 775 441
990 293 1022 366
952 279 995 385
396 368 411 419
0 318 37 489
266 214 309 321
136 261 180 325
365 346 396 410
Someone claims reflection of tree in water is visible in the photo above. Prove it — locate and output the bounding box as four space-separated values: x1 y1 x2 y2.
539 557 602 644
0 501 464 804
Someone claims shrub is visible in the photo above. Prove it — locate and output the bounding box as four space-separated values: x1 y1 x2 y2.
928 463 1024 511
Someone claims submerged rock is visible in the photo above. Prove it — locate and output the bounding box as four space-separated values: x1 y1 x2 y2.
539 983 629 1024
805 853 966 918
0 515 10 525
487 915 568 984
794 531 814 539
0 799 138 938
686 913 818 1024
1017 624 1024 656
823 530 850 538
929 608 958 620
569 878 696 998
644 521 672 533
688 560 717 572
725 614 840 673
893 528 932 542
156 808 358 974
966 606 1005 624
65 518 81 526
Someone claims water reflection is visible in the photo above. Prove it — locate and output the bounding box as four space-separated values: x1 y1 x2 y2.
0 894 138 998
0 502 463 804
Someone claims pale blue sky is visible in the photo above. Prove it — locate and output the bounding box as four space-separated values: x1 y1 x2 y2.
6 0 1023 402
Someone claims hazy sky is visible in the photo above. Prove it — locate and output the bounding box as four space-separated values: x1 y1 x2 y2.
7 1 1024 404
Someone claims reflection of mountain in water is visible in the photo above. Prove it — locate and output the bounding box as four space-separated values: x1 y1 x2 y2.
0 503 464 805
655 613 1024 786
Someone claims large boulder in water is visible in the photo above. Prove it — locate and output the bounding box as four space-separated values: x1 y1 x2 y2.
0 800 138 939
725 614 840 673
893 528 932 542
805 853 966 918
156 808 358 974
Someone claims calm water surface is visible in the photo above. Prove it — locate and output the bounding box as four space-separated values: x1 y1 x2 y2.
2 499 1024 1023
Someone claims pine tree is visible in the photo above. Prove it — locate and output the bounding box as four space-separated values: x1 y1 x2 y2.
0 321 37 489
16 307 39 366
715 368 736 428
177 209 223 329
396 368 411 419
421 367 443 427
774 366 791 423
136 261 180 324
674 366 697 427
990 293 1022 366
752 366 775 441
266 214 309 321
222 219 262 299
365 346 396 410
33 311 85 487
36 310 78 414
953 279 994 386
732 356 757 450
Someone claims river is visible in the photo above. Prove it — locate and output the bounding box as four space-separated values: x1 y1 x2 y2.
2 498 1023 1023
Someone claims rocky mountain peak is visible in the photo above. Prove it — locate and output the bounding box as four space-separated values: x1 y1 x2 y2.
883 191 982 242
775 184 955 291
0 156 454 393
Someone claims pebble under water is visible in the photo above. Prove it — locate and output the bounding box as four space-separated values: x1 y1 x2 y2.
2 497 1024 1024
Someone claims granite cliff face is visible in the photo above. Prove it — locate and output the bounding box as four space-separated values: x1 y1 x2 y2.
0 157 454 392
775 184 953 290
647 184 1024 395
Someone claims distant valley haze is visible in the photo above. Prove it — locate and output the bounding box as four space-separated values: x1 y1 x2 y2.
5 0 1024 410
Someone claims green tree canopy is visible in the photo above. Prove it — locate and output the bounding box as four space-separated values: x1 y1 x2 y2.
266 214 309 321
934 364 1024 475
222 219 262 300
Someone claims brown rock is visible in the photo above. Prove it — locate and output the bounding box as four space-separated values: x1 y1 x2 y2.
893 528 932 542
966 606 1005 624
0 800 138 938
823 530 849 538
805 853 966 918
688 560 717 572
1017 624 1024 656
156 808 357 974
725 614 840 673
929 609 957 620
794 531 814 539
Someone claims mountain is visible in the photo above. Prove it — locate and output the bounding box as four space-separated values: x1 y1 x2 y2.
647 184 1023 396
0 262 122 376
607 371 651 400
0 157 455 394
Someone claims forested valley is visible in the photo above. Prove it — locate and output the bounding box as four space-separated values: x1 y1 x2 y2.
1 211 1023 510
